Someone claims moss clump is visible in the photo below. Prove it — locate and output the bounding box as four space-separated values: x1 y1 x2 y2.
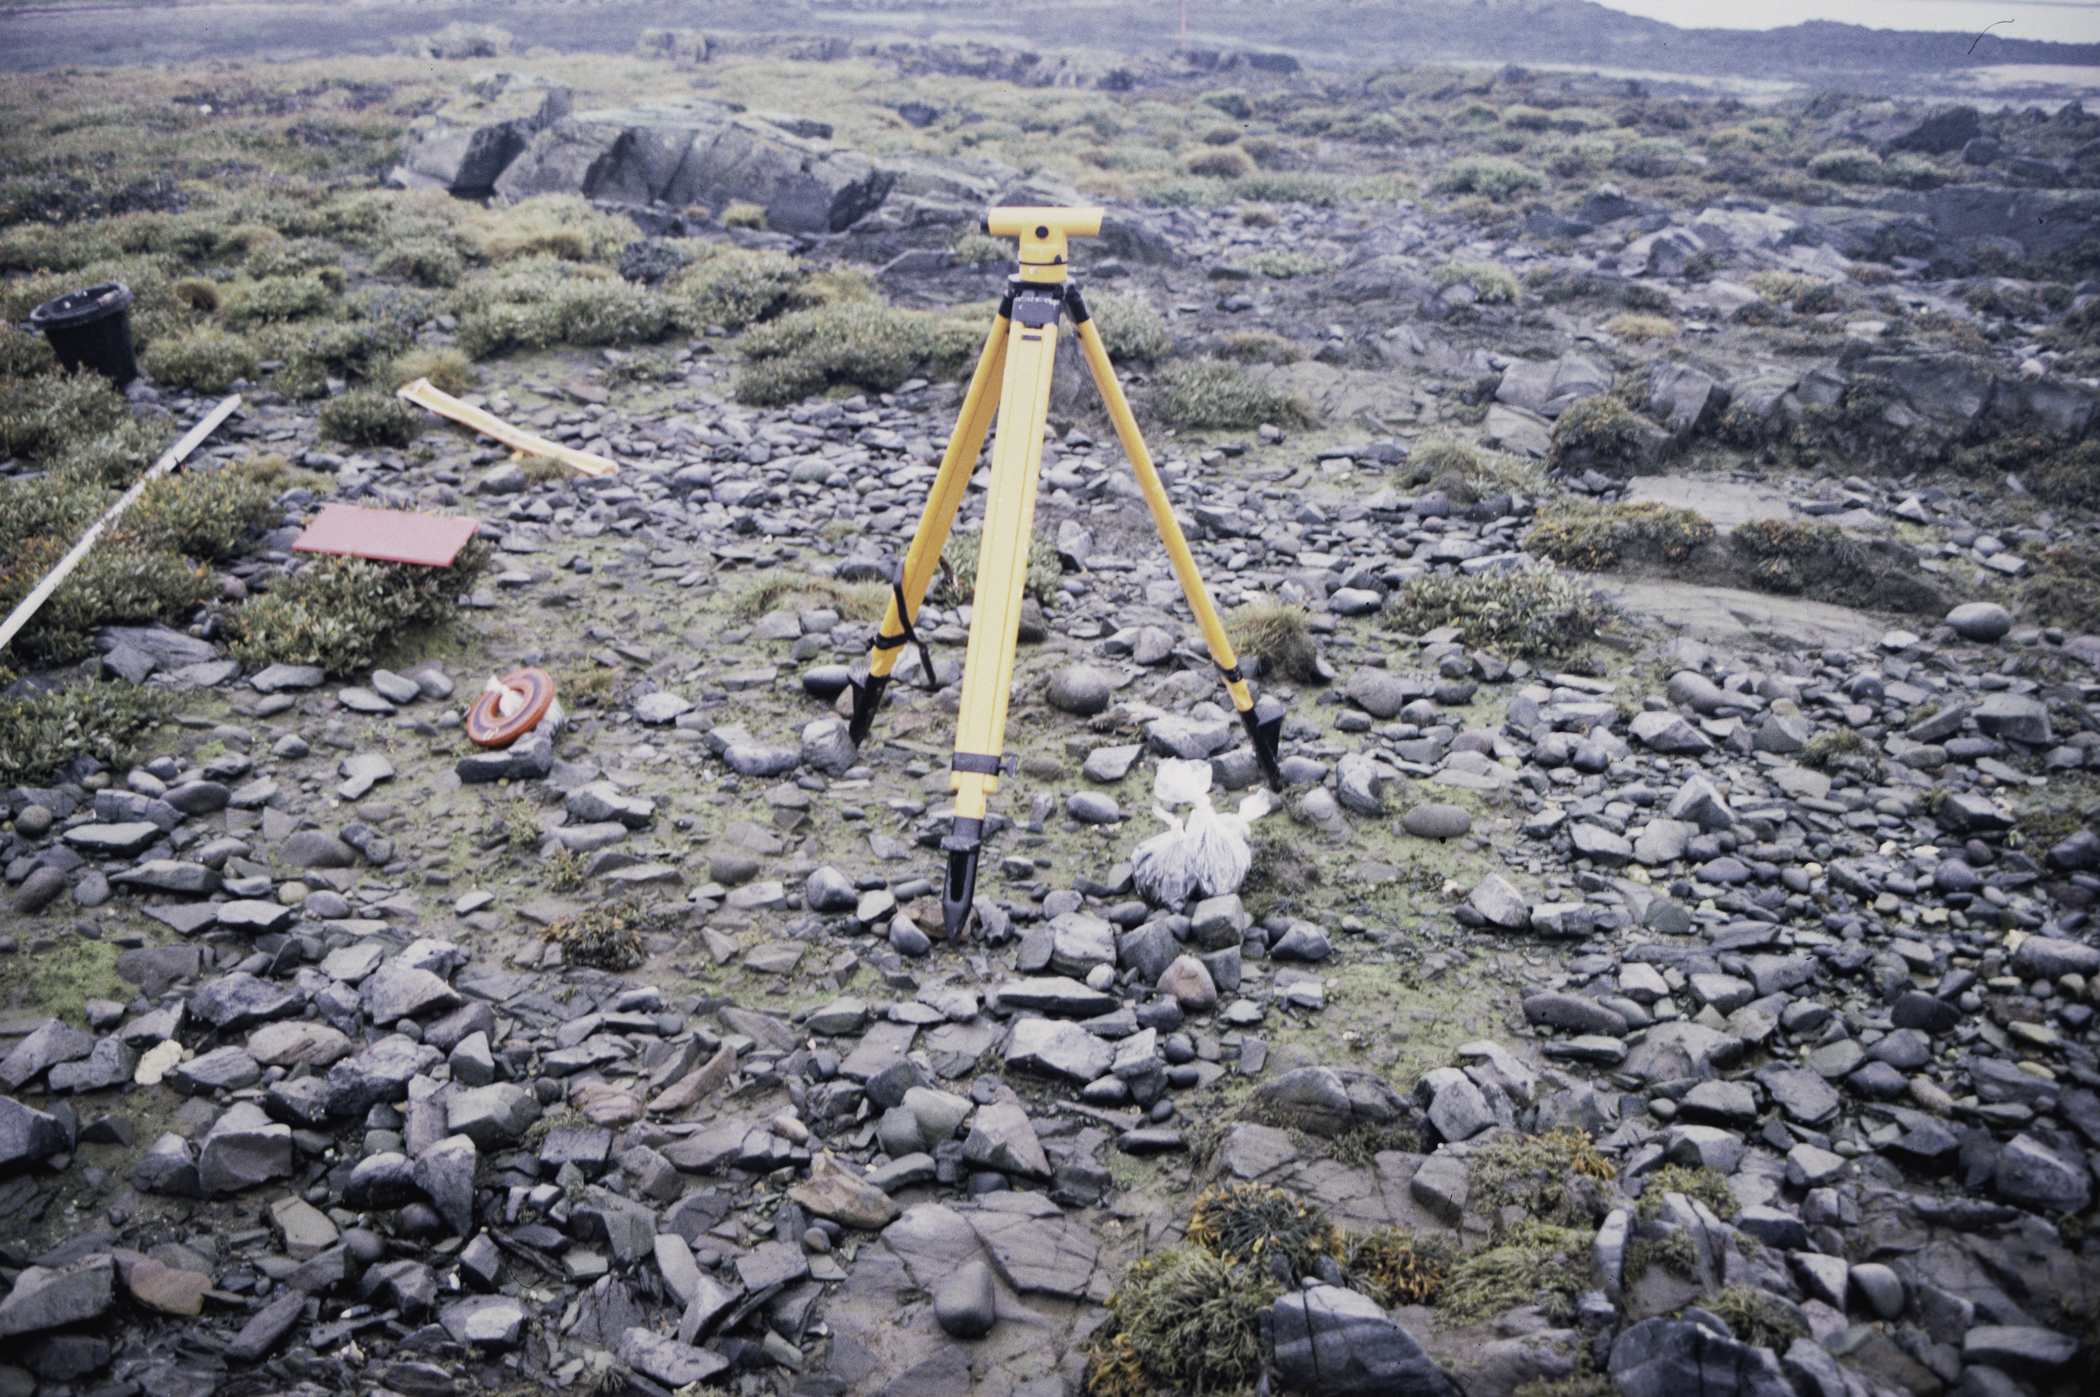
0 680 170 788
933 530 1060 608
1157 358 1315 430
1085 1245 1280 1397
1806 148 1882 184
1547 396 1656 476
1431 157 1547 201
736 300 933 406
1960 436 2100 511
1525 501 1714 571
1635 1163 1738 1221
1732 516 1856 594
1622 1229 1700 1285
1801 726 1866 769
1382 566 1608 660
1345 1228 1454 1306
140 328 259 393
2022 545 2100 632
1239 828 1321 920
666 247 814 329
1186 1183 1346 1279
1086 289 1173 363
228 537 489 675
318 388 423 447
220 275 334 329
545 902 647 970
1433 262 1520 305
1406 435 1538 502
1438 1221 1595 1325
1226 600 1322 684
1706 1285 1809 1352
1469 1127 1618 1232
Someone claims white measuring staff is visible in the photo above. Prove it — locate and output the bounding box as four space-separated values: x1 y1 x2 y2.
0 392 243 654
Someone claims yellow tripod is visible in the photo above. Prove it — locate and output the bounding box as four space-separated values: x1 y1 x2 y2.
847 207 1286 937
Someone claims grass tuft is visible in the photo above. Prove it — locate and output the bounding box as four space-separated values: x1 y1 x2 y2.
1157 359 1315 430
1225 601 1322 683
1635 1162 1738 1221
544 901 646 970
1345 1228 1454 1306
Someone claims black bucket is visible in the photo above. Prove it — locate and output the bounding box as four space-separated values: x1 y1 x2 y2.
29 282 138 385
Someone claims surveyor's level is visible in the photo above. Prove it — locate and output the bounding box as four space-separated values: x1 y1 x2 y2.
848 207 1286 939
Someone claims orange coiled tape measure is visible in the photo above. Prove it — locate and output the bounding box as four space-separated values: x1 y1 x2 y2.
464 667 555 748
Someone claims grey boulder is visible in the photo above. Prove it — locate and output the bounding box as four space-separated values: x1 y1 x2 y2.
1272 1284 1459 1397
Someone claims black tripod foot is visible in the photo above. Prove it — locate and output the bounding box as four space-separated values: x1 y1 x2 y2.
847 671 890 745
1242 694 1287 792
940 817 984 939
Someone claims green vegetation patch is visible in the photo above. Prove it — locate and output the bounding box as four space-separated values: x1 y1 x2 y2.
318 387 423 447
1185 1182 1346 1279
1345 1228 1455 1307
1433 262 1519 304
1225 600 1322 684
1085 288 1172 364
1084 1245 1280 1397
228 537 490 675
1157 358 1315 430
1547 396 1658 477
1635 1163 1739 1221
736 300 961 406
1706 1285 1809 1352
934 531 1060 608
2022 544 2100 633
1431 156 1547 202
1469 1127 1618 1232
0 680 171 789
1438 1220 1596 1325
544 901 646 971
1525 501 1715 570
140 328 260 394
1383 565 1608 660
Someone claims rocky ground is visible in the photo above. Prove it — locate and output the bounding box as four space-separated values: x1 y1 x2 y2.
4 34 2100 1397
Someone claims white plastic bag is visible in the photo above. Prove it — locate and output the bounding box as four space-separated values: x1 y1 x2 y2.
1131 758 1273 906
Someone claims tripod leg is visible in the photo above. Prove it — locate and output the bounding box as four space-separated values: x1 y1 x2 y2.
1070 309 1285 791
848 296 1013 744
939 289 1063 938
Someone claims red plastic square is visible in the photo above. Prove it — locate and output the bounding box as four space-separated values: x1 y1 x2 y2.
291 504 482 568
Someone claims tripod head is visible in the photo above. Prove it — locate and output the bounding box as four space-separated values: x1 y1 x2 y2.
983 206 1104 282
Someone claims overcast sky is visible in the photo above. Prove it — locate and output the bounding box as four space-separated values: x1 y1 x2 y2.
1590 0 2100 47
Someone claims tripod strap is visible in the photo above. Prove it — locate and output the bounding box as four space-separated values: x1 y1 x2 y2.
951 751 1004 775
871 562 940 690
